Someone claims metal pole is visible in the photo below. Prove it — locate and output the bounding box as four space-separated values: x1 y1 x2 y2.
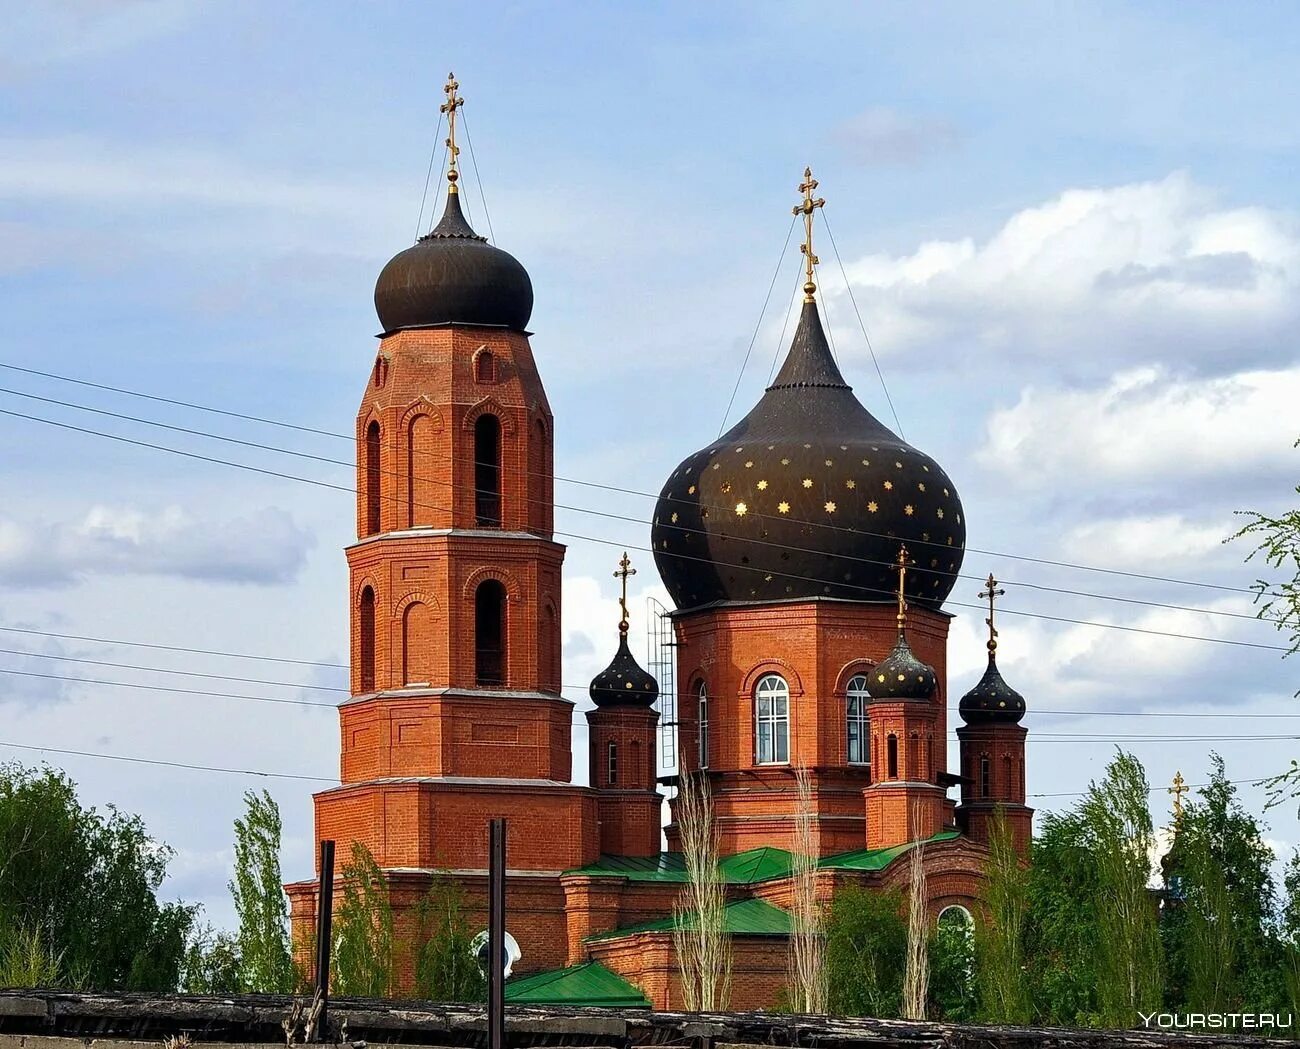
314 839 335 1042
488 818 506 1049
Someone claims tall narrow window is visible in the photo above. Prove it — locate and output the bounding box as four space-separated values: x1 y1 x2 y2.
402 601 433 686
887 734 899 779
697 681 709 770
359 586 376 693
1003 755 1013 797
407 414 436 527
475 350 496 383
475 579 507 686
365 420 381 536
754 674 789 765
607 741 618 786
846 674 870 767
474 414 501 527
980 753 991 799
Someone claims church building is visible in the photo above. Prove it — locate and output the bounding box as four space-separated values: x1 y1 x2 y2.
284 77 1032 1010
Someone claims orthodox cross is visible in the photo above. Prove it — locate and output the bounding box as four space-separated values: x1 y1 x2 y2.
894 544 910 631
614 551 636 636
793 167 826 302
980 572 1006 657
1170 770 1189 821
441 72 464 192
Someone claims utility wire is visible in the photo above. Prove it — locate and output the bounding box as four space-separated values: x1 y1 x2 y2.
0 361 1275 601
821 208 906 441
459 109 496 245
1029 775 1270 800
767 262 806 385
0 384 1279 629
0 740 337 784
718 216 798 436
0 403 1288 653
413 110 446 240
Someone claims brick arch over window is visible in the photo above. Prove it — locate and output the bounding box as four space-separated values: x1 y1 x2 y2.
472 345 498 383
462 397 518 435
393 591 441 688
832 659 877 697
460 566 523 605
739 658 805 699
400 403 443 528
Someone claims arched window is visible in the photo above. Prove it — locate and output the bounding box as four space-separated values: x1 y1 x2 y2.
697 681 709 770
474 414 501 527
607 741 618 785
475 579 507 686
402 600 433 686
540 601 558 693
1003 754 1013 797
754 674 789 765
359 586 376 693
980 753 991 799
407 414 436 527
475 350 496 383
887 734 899 779
365 420 381 536
846 674 870 767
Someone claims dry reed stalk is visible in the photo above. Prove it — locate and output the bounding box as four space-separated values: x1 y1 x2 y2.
671 771 731 1011
902 799 929 1020
786 765 827 1013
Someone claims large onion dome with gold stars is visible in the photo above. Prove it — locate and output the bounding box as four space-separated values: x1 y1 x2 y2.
651 298 965 611
652 170 964 612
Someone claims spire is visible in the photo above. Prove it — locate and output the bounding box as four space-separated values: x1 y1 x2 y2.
895 544 911 635
980 572 1006 660
1170 770 1189 821
959 571 1026 723
589 553 658 708
866 544 937 701
440 71 465 195
793 167 826 303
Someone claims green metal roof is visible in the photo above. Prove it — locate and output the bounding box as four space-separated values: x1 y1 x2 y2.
819 829 961 872
505 961 651 1007
589 896 792 942
566 845 794 885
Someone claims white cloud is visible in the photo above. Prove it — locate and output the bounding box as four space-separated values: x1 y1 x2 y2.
834 173 1300 370
977 364 1300 486
832 107 960 166
1063 513 1233 569
0 504 314 587
0 1 200 76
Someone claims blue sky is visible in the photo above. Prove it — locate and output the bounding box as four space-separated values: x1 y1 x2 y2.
2 0 1298 929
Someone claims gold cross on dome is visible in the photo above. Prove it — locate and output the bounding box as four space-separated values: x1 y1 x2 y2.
440 72 464 192
1170 770 1189 820
792 167 826 302
979 572 1006 656
614 551 637 635
894 544 910 630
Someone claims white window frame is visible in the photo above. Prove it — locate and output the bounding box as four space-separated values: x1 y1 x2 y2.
846 673 870 767
754 673 790 765
607 741 618 786
697 681 709 770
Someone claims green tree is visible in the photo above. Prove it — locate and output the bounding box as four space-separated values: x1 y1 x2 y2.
229 790 295 992
928 909 975 1021
824 886 906 1018
1281 852 1300 1020
181 924 243 993
332 841 394 997
414 875 485 1002
1161 756 1283 1012
1081 751 1163 1026
0 762 194 990
974 813 1031 1024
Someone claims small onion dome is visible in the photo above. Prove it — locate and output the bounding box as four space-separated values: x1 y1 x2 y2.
374 190 533 333
866 629 938 701
651 300 965 612
958 652 1026 723
589 633 660 708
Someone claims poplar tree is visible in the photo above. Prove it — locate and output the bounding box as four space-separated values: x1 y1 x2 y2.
229 790 295 993
332 841 394 997
974 812 1030 1023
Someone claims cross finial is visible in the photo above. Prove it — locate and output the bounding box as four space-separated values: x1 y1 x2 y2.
792 166 826 303
1170 770 1189 821
614 551 637 636
440 72 465 194
894 544 910 632
979 572 1007 657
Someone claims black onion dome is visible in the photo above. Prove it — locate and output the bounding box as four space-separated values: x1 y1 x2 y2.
958 653 1026 723
374 191 533 333
866 629 938 700
651 300 965 611
589 634 660 708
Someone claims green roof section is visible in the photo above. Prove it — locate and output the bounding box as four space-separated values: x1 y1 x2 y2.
589 896 792 942
819 829 962 872
505 961 651 1008
566 845 794 885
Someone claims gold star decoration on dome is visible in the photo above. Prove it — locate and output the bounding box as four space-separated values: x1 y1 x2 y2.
793 167 826 302
757 479 768 490
777 502 790 514
440 72 464 192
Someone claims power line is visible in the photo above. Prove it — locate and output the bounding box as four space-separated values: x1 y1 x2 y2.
459 109 496 245
0 360 1272 601
0 739 337 784
0 403 1288 654
0 666 336 709
413 109 446 241
1029 775 1270 800
0 385 1280 630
